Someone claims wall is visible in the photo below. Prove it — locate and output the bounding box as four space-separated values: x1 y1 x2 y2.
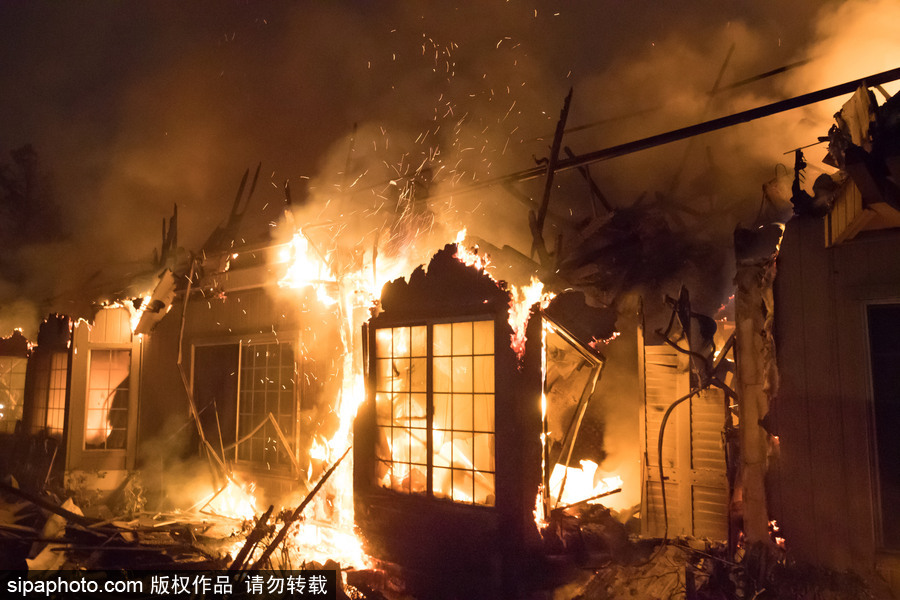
138 279 342 505
773 216 900 590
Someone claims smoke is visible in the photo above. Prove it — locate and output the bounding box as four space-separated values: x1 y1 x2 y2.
1 0 893 522
0 297 41 340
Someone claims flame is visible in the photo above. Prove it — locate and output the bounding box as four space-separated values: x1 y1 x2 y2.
548 460 623 508
534 487 548 530
590 331 620 349
212 224 557 568
271 224 380 570
453 229 490 271
130 295 153 333
204 480 258 521
769 519 786 549
278 232 338 306
508 277 550 360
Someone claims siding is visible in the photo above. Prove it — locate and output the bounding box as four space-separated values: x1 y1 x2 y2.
773 217 900 580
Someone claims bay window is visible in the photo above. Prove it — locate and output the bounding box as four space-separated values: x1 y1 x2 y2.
374 319 496 506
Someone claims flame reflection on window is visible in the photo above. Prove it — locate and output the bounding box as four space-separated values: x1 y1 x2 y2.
0 356 27 434
33 352 67 436
85 349 130 449
375 320 495 506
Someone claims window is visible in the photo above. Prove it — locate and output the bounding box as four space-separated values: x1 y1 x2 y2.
374 320 495 506
0 356 27 434
868 303 900 549
237 342 296 467
32 352 68 436
85 349 130 450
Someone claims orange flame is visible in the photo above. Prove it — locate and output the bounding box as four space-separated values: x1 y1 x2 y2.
508 277 550 360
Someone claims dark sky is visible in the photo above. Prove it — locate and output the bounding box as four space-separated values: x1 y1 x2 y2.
1 0 897 334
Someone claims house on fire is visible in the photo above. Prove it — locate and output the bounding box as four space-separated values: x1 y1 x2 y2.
353 244 617 594
0 172 345 502
3 77 900 598
767 84 900 595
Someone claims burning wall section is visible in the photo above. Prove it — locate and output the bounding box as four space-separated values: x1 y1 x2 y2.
354 244 544 597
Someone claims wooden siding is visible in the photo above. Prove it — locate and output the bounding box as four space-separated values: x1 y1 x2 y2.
774 217 900 580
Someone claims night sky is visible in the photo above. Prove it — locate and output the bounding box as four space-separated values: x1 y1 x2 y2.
1 0 898 335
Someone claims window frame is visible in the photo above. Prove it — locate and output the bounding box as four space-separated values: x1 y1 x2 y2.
190 335 303 474
371 316 498 507
0 355 28 434
865 300 900 551
32 350 70 437
234 339 299 471
83 348 132 451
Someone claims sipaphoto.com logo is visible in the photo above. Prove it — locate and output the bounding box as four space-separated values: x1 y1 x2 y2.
8 575 143 596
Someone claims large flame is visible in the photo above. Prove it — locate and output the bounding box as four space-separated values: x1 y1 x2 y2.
212 226 556 568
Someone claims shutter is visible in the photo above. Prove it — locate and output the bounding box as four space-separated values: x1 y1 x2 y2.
641 346 729 540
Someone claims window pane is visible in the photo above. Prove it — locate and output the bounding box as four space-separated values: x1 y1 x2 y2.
452 431 474 467
433 393 451 430
235 342 296 468
433 324 451 356
393 358 410 392
376 425 391 461
452 469 473 503
452 322 473 355
473 394 494 432
474 472 495 506
473 356 494 393
409 428 428 465
391 465 410 493
433 357 451 393
473 432 495 472
375 358 393 392
409 392 427 423
432 429 452 467
473 321 494 355
392 393 410 427
376 319 496 506
392 427 410 464
433 466 452 499
375 328 392 358
410 357 427 392
85 350 130 450
410 326 427 357
453 393 473 431
0 357 27 434
452 356 473 393
393 327 410 357
409 466 427 494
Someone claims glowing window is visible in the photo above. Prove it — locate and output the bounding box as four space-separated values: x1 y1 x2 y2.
85 350 130 450
0 356 27 434
33 352 68 436
375 320 495 506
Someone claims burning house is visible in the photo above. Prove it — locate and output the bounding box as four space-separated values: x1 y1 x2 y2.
3 57 900 599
